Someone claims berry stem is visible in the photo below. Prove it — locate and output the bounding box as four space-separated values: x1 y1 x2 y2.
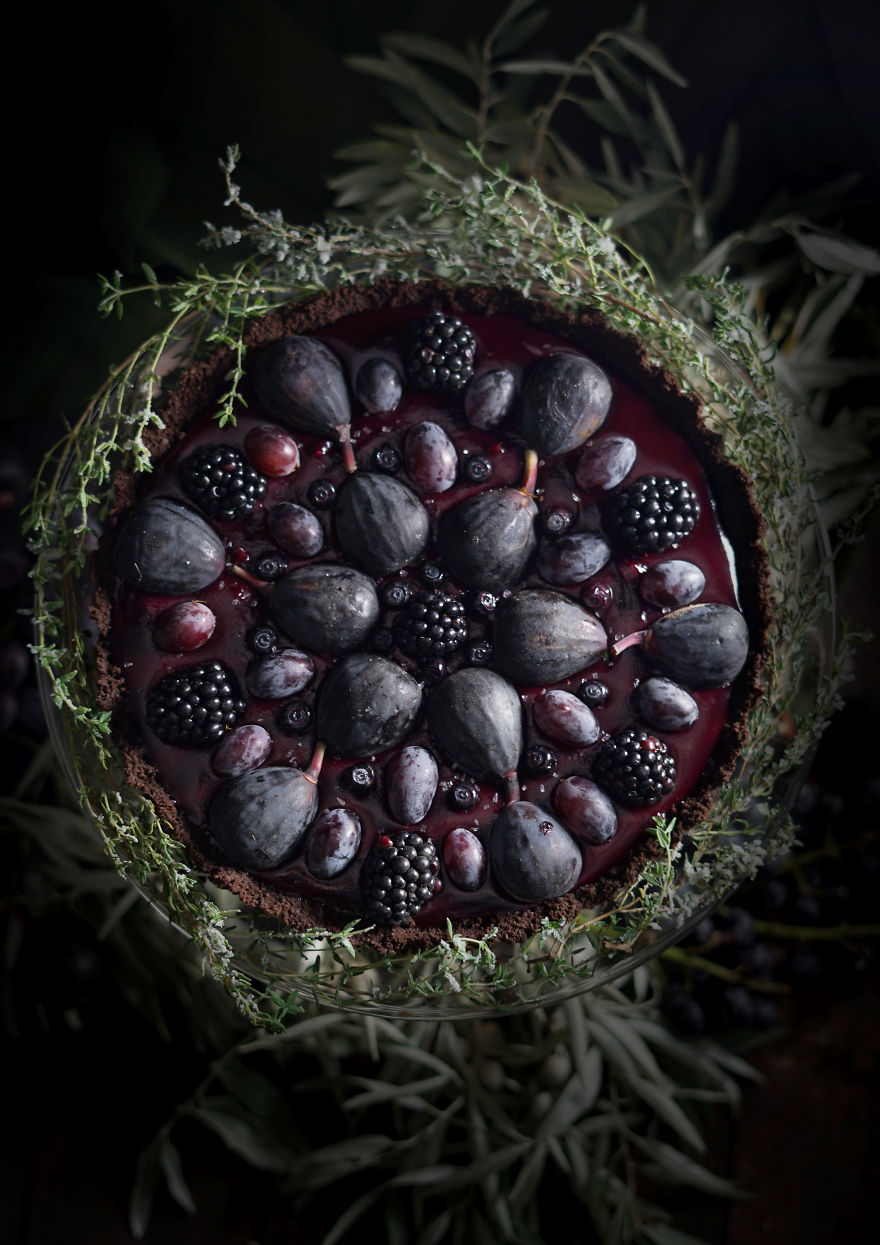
519 448 539 497
609 629 647 658
305 741 326 784
338 424 357 474
502 771 520 804
228 564 273 595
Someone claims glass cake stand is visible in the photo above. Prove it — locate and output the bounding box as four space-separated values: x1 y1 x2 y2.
33 295 837 1021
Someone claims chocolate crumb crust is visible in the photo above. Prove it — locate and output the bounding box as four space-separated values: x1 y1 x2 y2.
92 279 771 954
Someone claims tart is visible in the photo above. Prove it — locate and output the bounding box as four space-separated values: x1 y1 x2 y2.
95 280 770 951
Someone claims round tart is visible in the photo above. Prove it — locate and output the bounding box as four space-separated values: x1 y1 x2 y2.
95 280 769 951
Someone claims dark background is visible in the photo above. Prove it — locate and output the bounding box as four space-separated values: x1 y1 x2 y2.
2 2 879 1241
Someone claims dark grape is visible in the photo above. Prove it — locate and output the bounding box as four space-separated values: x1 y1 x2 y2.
639 560 706 609
574 435 636 492
405 421 457 494
463 367 516 429
268 502 324 557
533 690 600 747
305 808 362 878
246 649 314 699
553 776 617 844
152 601 216 653
355 357 403 415
443 828 486 891
386 745 439 824
633 677 698 732
537 532 611 585
212 724 272 777
244 424 300 477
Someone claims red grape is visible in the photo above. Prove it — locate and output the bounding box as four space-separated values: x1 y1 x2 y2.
404 421 458 493
633 677 698 731
268 502 324 557
464 368 515 429
152 601 216 652
244 424 300 477
355 357 403 415
533 690 600 747
575 435 636 492
245 649 314 699
386 745 439 824
553 776 617 843
443 827 486 891
212 724 272 777
305 807 362 878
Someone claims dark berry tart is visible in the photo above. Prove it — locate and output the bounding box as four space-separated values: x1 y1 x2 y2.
96 281 770 951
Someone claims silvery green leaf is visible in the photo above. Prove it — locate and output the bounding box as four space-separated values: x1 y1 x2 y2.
383 31 480 81
550 175 617 216
572 96 633 137
345 1072 453 1109
387 1164 458 1186
294 1135 394 1188
500 58 596 76
129 1138 160 1240
610 31 688 86
609 186 680 229
697 1042 764 1083
630 1077 706 1153
535 1065 602 1138
323 1186 383 1245
643 1222 714 1245
639 1139 748 1198
491 0 548 58
647 80 685 169
158 1139 197 1215
707 121 740 217
591 1010 666 1084
792 273 865 354
334 138 411 163
508 1142 548 1207
794 229 880 275
593 63 640 139
418 1210 454 1245
189 1100 291 1172
382 1042 466 1081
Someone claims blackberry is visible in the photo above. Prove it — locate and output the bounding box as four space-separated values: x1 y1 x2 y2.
146 661 245 745
179 444 266 520
603 475 700 554
592 727 676 806
360 830 441 926
403 310 477 394
277 699 312 734
393 591 467 658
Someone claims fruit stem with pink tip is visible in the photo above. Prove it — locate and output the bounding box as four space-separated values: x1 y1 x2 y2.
503 771 520 805
610 629 648 659
339 425 357 474
305 741 326 784
519 449 539 497
228 564 275 595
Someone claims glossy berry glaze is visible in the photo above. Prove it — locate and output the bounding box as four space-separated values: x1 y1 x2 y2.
109 292 761 942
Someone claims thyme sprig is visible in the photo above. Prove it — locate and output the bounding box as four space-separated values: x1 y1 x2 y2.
26 152 853 1021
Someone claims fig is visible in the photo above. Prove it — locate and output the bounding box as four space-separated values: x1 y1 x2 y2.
386 745 439 824
426 667 522 783
492 590 608 686
114 497 225 595
435 451 538 593
612 603 749 689
336 472 430 577
208 744 324 871
521 352 612 456
489 801 582 903
316 653 422 757
251 335 352 448
269 564 380 656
